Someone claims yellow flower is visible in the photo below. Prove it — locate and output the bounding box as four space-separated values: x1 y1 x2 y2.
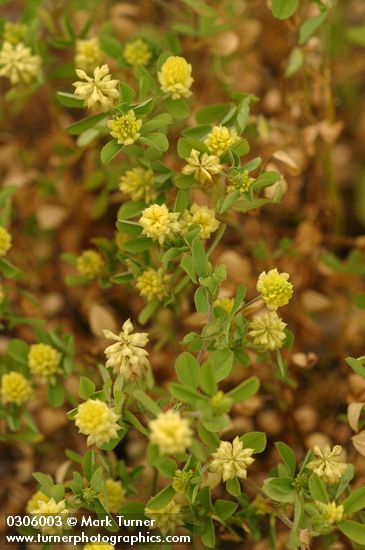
158 56 193 99
210 436 255 481
0 226 12 256
75 37 103 72
213 297 234 314
182 149 223 186
149 409 193 455
204 126 240 156
108 110 142 145
84 545 115 550
119 167 157 202
28 343 61 381
26 490 49 514
181 203 220 240
172 469 194 493
256 268 293 310
136 268 170 302
1 372 32 406
307 445 348 484
103 318 150 380
76 250 105 279
139 204 180 245
32 498 69 535
0 41 41 84
248 311 287 351
100 479 126 513
75 399 120 448
3 22 27 45
145 499 183 535
123 38 152 66
316 501 344 524
73 64 119 111
227 169 255 193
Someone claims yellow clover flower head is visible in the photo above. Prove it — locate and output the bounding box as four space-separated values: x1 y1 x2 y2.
158 55 193 99
227 169 255 193
248 311 287 351
32 498 69 535
3 22 27 45
1 371 32 405
26 490 49 514
306 445 348 484
182 203 220 240
256 268 293 310
76 250 105 279
100 479 126 513
73 64 119 112
0 41 41 85
145 499 183 535
108 110 142 145
136 268 171 302
172 469 194 493
210 436 255 481
149 409 193 455
316 501 344 524
75 37 103 72
182 149 223 186
75 399 120 448
210 391 233 415
28 344 61 381
204 125 240 156
0 226 12 256
103 318 150 380
119 167 157 203
139 204 180 245
123 38 152 67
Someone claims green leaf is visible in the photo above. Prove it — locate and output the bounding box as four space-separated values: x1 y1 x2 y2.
165 97 190 120
123 236 153 253
214 499 238 521
226 477 241 497
120 81 135 104
146 484 176 510
343 486 365 514
169 382 206 406
236 97 251 132
194 287 209 313
7 339 29 364
100 140 124 164
79 377 96 400
337 520 365 544
110 272 134 284
272 0 299 20
275 442 296 477
175 352 200 389
252 171 281 191
218 191 240 214
47 379 65 407
308 474 329 503
192 238 208 277
200 361 217 396
68 113 106 135
139 133 169 152
263 477 295 503
240 431 267 453
196 103 232 124
138 299 159 325
198 424 220 448
50 483 65 503
201 517 215 548
0 258 19 278
285 47 304 77
90 466 104 492
299 12 327 45
56 92 84 108
82 450 94 481
100 34 122 58
181 0 217 17
206 350 234 383
180 255 197 283
227 376 260 403
152 457 177 478
116 220 142 236
32 472 54 496
133 390 160 416
346 357 365 381
353 293 365 308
